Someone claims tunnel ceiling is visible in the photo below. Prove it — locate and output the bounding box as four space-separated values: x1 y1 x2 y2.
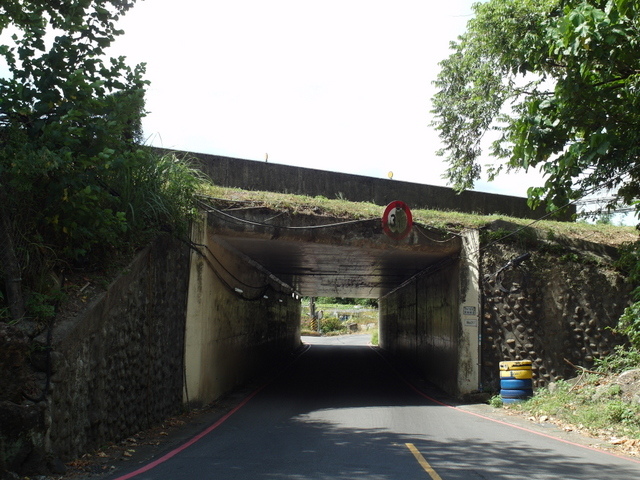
205 206 463 299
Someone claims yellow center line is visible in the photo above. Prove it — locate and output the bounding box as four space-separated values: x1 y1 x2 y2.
406 443 444 480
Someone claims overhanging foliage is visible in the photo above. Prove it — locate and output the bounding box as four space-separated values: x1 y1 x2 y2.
0 1 204 322
432 0 640 214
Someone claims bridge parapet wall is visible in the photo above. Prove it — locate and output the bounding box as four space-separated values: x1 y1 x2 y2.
168 149 571 220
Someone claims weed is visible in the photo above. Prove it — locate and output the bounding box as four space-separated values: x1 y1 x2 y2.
595 345 640 373
480 227 513 244
539 242 567 255
605 401 640 427
608 384 622 397
559 252 581 263
0 292 9 321
26 290 64 322
481 226 539 248
513 376 640 439
618 304 640 351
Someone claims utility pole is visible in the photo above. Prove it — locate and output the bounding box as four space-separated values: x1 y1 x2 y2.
309 296 316 320
310 297 321 333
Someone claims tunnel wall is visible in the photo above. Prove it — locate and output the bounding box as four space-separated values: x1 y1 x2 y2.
379 230 481 397
184 214 301 405
379 263 461 395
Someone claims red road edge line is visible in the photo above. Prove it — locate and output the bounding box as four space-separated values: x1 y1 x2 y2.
112 344 312 480
370 346 640 466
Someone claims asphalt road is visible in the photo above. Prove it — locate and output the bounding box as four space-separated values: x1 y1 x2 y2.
302 333 372 345
106 338 640 480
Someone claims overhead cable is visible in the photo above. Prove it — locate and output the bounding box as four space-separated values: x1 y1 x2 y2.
197 197 377 230
198 196 463 239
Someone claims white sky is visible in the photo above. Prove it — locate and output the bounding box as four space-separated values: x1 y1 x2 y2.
107 0 547 197
0 0 630 222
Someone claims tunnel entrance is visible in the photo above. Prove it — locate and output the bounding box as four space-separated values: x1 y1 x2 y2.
200 199 462 298
185 198 481 403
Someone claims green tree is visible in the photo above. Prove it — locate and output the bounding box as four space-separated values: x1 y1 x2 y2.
432 0 640 214
434 0 640 361
0 1 203 323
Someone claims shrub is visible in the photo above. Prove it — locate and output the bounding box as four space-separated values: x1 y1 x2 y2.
320 316 345 334
618 302 640 351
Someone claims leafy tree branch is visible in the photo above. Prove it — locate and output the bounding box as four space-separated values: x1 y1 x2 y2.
432 0 640 214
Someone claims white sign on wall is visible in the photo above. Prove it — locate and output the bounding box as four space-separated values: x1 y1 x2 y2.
463 306 477 316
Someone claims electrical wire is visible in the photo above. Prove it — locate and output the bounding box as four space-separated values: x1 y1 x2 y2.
181 236 283 302
202 202 377 231
188 239 271 291
413 223 463 242
200 248 272 301
197 186 611 300
382 195 586 299
486 252 531 294
478 197 579 254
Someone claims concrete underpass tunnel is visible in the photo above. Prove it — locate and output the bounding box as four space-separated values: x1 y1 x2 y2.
182 202 482 406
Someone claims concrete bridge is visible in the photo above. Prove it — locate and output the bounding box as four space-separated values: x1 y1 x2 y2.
175 149 581 404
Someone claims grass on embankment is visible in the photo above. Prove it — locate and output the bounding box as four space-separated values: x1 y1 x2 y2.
199 185 637 247
494 373 640 453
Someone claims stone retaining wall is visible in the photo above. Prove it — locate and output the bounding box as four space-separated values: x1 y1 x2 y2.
480 224 632 391
47 234 191 460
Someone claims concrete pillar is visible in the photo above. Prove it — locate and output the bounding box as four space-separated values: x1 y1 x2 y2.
457 229 481 394
184 213 213 404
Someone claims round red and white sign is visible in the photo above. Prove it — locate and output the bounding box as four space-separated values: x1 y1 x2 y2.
382 201 413 240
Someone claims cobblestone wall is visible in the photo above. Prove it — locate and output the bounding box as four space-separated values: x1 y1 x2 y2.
480 225 632 391
48 235 191 460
